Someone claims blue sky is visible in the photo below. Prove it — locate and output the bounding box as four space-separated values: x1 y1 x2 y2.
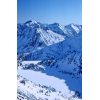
17 0 82 25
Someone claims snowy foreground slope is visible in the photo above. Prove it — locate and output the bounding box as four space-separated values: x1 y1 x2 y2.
17 75 81 100
17 20 82 100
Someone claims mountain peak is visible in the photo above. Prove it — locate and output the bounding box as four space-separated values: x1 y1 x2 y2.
24 20 38 25
51 22 60 26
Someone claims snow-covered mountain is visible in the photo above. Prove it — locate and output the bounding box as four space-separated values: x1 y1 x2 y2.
17 20 65 54
17 20 82 100
17 20 81 55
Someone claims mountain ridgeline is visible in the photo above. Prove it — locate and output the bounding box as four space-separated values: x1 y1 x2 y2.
17 20 82 99
17 20 82 54
17 20 82 75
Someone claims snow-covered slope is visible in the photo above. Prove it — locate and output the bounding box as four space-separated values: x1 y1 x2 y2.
18 58 82 97
17 75 81 100
17 20 82 99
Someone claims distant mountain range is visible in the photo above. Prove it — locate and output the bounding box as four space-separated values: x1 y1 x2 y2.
17 20 82 100
17 20 82 54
